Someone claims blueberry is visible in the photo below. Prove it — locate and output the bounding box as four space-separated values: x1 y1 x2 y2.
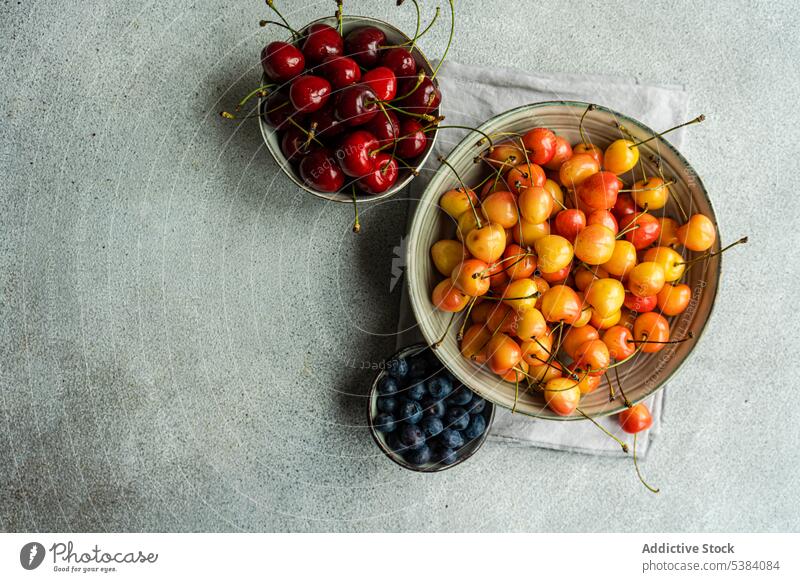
397 400 423 424
447 386 473 406
408 357 428 378
436 446 458 465
377 375 399 396
420 416 444 439
406 445 432 465
466 396 485 415
404 381 427 401
427 376 453 399
373 413 397 433
400 424 426 450
464 414 486 439
377 396 397 413
439 429 464 449
386 357 409 380
444 407 470 431
421 397 446 418
386 433 405 453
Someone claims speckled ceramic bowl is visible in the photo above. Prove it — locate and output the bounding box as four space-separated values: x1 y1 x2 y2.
258 15 440 204
367 343 495 472
406 101 721 420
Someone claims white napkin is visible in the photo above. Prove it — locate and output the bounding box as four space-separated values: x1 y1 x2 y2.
397 61 690 457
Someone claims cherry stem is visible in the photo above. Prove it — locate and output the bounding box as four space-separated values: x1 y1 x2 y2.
287 116 324 146
265 0 299 38
619 180 674 193
236 84 275 110
615 204 650 239
513 376 519 413
438 156 482 228
350 184 360 233
532 337 577 379
422 124 495 150
628 115 705 149
433 312 457 349
579 104 596 146
336 1 344 35
676 237 748 267
379 99 437 122
480 291 540 302
390 154 420 176
633 433 660 493
613 365 632 408
606 373 616 401
303 121 318 150
431 0 455 80
472 252 530 278
627 332 694 346
576 408 629 453
457 296 478 341
259 20 296 34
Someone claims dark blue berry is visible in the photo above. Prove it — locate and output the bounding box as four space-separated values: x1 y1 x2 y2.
464 414 486 439
408 357 428 378
400 424 426 450
436 446 458 465
406 445 432 465
466 396 486 414
397 400 423 424
421 397 446 418
387 433 405 453
377 396 397 413
386 357 409 379
427 376 453 399
405 381 427 401
420 416 444 439
373 413 396 433
447 386 473 406
377 375 399 396
439 429 464 449
445 407 470 431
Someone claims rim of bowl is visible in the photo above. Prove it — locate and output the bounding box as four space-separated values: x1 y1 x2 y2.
367 342 496 472
258 15 440 204
406 100 721 420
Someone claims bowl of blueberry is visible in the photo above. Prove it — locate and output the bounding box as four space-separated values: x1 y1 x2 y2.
368 343 494 472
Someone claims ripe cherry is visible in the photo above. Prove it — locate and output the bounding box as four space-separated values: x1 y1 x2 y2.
336 130 379 177
521 127 557 165
544 377 581 416
543 136 573 170
602 240 637 278
587 210 618 234
619 212 661 250
299 149 345 192
358 153 398 194
623 292 657 313
540 285 582 324
633 312 670 353
573 339 610 376
362 66 398 101
602 325 636 360
535 235 574 273
512 218 550 246
518 186 553 224
589 308 621 330
543 179 565 217
432 279 469 312
461 324 491 362
577 171 621 211
398 75 441 114
657 217 680 247
481 191 519 229
554 209 586 243
677 214 716 251
539 263 571 284
465 223 506 263
656 283 692 316
632 176 669 210
289 75 331 113
612 192 637 221
280 126 319 160
585 278 625 317
381 47 417 80
486 333 523 375
365 109 400 147
301 23 344 64
643 246 685 282
559 153 600 189
506 162 546 190
627 262 666 297
456 211 480 241
440 188 478 219
430 239 468 277
562 324 599 359
261 41 305 82
334 83 379 125
618 403 653 434
451 259 490 296
514 307 547 340
395 118 427 158
604 139 639 175
502 278 540 312
321 55 361 89
573 143 604 166
574 264 608 292
502 244 536 280
574 223 616 265
344 26 386 67
487 143 524 167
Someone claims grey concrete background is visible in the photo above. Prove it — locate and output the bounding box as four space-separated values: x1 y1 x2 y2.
1 0 798 532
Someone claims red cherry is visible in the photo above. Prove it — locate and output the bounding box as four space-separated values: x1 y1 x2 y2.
587 210 619 234
261 41 305 83
365 109 400 147
321 55 361 89
577 171 621 211
362 67 398 101
280 126 319 161
398 75 441 114
612 192 637 221
344 26 386 67
334 84 379 125
299 149 345 193
336 130 379 177
521 128 557 165
289 75 331 113
358 153 398 194
623 292 657 313
261 91 296 129
307 106 344 140
301 23 344 63
380 47 417 80
395 118 427 159
543 136 573 170
620 212 661 250
554 209 586 243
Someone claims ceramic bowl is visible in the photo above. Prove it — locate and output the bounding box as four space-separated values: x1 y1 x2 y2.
258 15 440 203
367 343 495 472
406 101 721 420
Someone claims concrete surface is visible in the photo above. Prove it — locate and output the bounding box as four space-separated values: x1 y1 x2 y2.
1 0 799 532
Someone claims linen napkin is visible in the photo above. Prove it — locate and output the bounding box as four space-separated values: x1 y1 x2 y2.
396 61 690 457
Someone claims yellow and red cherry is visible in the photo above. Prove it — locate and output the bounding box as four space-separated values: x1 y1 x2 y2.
573 142 604 166
522 127 558 165
465 222 506 263
618 403 653 434
656 283 692 316
451 259 490 296
574 223 616 265
460 323 490 362
512 218 550 246
573 339 610 376
554 209 586 243
488 143 525 167
589 308 621 329
529 360 564 383
602 325 636 360
544 377 581 416
518 186 553 224
585 277 625 317
470 301 491 324
623 292 657 313
486 333 523 375
487 260 510 291
539 263 572 284
514 307 547 341
627 261 666 297
506 162 546 190
572 293 593 328
481 191 519 228
532 276 549 309
440 188 479 220
540 285 582 324
576 171 621 211
602 239 637 278
576 373 602 395
677 214 716 251
559 153 600 189
574 265 609 292
543 136 573 170
431 279 469 312
632 176 669 210
485 302 518 334
633 312 670 353
502 278 540 312
501 360 529 383
657 217 680 247
587 209 618 234
619 212 661 250
521 331 553 367
503 244 536 280
603 139 639 175
534 235 574 273
430 239 469 277
612 192 637 221
643 246 685 282
543 179 565 217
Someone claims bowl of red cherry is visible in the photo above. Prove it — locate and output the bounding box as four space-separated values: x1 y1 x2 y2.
257 10 445 203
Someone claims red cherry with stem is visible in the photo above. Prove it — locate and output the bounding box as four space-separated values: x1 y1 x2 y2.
521 127 557 165
307 106 344 139
554 209 586 243
398 75 441 114
261 91 296 129
301 23 344 64
344 26 386 67
381 47 417 80
623 292 657 313
261 41 305 83
587 210 618 234
619 212 661 250
289 75 331 113
618 403 653 434
358 153 398 194
612 192 637 221
395 118 427 158
362 67 398 101
334 83 379 125
577 171 621 211
299 149 345 192
543 136 573 170
336 130 379 177
321 55 361 90
280 126 320 160
365 109 400 147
